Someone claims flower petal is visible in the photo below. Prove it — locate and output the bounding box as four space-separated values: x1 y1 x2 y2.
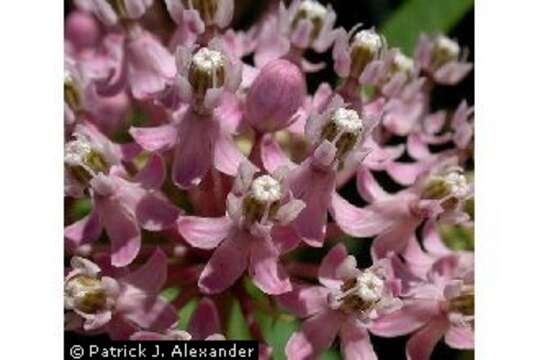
188 298 221 340
129 125 178 152
120 248 168 293
97 196 141 267
340 320 377 360
65 207 103 253
370 299 440 337
276 284 330 318
285 309 343 360
176 216 232 249
406 316 449 360
249 237 291 295
198 231 250 294
444 325 474 349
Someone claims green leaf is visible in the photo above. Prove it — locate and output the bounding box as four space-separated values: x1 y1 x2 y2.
71 198 91 220
227 300 252 340
160 287 180 303
177 298 198 331
381 0 474 54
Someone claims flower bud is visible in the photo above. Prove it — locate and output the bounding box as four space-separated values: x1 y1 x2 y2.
246 59 307 133
66 11 100 50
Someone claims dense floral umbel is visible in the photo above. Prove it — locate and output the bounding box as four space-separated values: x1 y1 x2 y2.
65 1 474 358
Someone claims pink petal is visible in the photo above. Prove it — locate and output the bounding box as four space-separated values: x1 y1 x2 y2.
116 286 177 331
290 159 336 247
407 133 432 160
136 193 180 231
134 153 167 189
276 285 330 318
120 248 168 293
319 243 357 289
198 231 250 294
249 237 292 295
172 113 217 189
330 193 400 238
356 167 389 203
340 319 377 360
444 325 474 349
406 316 449 360
96 196 141 267
176 216 232 249
371 219 420 260
260 135 294 173
434 62 473 85
129 125 178 152
422 219 451 256
65 207 103 253
370 299 440 337
270 225 302 254
285 309 343 360
188 298 221 340
213 132 246 176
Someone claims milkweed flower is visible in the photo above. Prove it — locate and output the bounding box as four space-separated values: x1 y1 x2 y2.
332 157 472 259
255 0 340 71
64 249 177 337
64 123 180 266
277 244 402 360
176 162 305 294
130 38 245 189
371 248 474 360
415 34 473 85
287 95 378 246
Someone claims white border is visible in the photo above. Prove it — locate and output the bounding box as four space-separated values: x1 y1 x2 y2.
0 1 63 357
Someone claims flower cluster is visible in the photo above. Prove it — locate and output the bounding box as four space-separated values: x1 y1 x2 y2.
65 1 473 359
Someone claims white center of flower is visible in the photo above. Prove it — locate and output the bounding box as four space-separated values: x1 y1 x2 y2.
64 135 92 167
298 0 327 19
251 175 282 204
64 69 74 84
332 108 364 134
435 36 460 59
393 51 414 74
355 271 384 302
443 171 469 199
192 47 225 73
353 30 382 53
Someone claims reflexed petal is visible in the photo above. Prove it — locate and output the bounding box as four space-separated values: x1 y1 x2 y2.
340 320 376 360
406 316 449 360
121 248 168 293
285 309 343 360
189 298 221 340
276 285 330 317
249 237 291 295
176 216 232 249
198 232 250 294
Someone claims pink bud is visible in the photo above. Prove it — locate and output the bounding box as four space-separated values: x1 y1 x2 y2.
66 11 101 50
246 59 306 133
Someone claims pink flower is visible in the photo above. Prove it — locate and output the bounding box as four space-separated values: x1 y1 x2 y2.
371 248 474 359
176 162 305 294
331 157 473 259
287 94 378 246
64 123 180 267
254 0 340 72
164 0 234 43
130 40 245 189
277 244 402 360
415 34 473 85
75 0 153 27
64 249 177 338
